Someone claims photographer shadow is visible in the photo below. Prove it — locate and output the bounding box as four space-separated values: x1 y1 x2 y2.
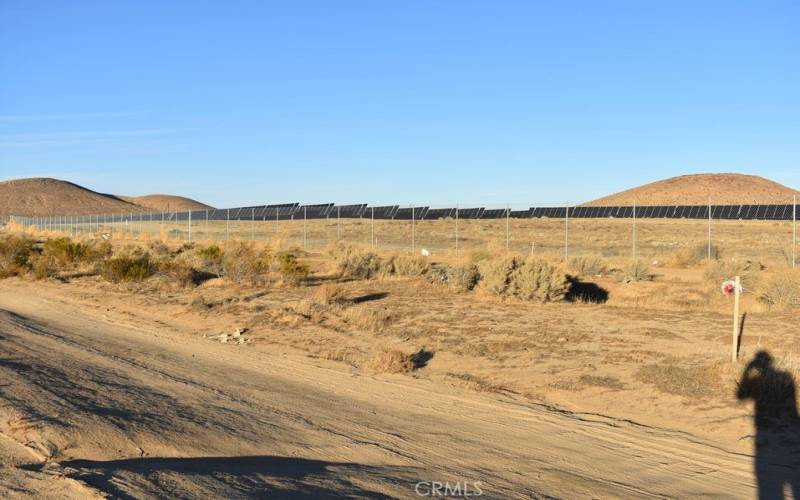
737 351 800 499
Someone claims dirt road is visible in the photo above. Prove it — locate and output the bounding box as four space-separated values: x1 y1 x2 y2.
0 280 759 498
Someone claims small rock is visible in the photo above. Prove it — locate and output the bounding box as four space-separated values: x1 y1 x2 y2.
557 337 567 343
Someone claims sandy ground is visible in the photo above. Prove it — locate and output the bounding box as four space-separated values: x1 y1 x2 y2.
0 277 786 498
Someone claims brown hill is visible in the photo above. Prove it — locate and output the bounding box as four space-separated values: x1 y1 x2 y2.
120 194 213 212
584 174 800 206
0 178 146 217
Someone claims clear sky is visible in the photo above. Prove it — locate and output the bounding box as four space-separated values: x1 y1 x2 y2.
1 1 797 207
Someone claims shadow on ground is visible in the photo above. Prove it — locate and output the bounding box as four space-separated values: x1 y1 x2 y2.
737 350 800 498
47 455 421 500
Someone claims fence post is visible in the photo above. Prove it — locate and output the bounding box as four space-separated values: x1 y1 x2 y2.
303 205 308 249
205 209 209 242
564 203 569 260
506 203 510 251
455 205 459 257
337 206 341 241
633 202 637 260
708 198 712 261
793 195 797 269
251 207 255 241
226 208 230 241
411 205 416 253
188 210 192 242
371 206 375 248
275 205 279 237
732 275 741 363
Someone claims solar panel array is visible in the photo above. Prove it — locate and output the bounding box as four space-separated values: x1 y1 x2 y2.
13 203 798 225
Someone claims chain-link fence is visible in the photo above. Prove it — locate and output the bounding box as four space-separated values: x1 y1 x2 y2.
9 199 798 268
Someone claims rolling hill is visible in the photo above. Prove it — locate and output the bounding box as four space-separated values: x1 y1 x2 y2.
120 194 212 212
0 178 213 217
583 174 799 206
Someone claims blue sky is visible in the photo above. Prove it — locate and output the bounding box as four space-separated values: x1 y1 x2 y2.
1 1 797 207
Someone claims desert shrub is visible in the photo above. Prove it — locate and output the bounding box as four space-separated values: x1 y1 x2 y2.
101 253 155 283
568 255 608 276
478 257 518 295
621 260 654 283
391 255 429 277
193 244 224 275
755 270 800 309
366 349 414 374
467 249 493 263
147 240 172 258
0 234 35 278
155 259 196 287
315 283 349 306
222 242 271 284
425 263 480 291
30 237 113 279
703 258 764 284
336 246 383 279
512 258 570 302
671 244 721 268
277 252 309 285
340 306 393 332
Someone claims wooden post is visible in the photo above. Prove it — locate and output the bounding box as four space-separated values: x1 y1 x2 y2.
732 275 741 363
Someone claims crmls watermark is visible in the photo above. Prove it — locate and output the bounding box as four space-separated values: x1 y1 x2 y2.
414 480 483 497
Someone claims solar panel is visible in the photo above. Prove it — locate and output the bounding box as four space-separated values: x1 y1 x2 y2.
393 207 429 220
776 205 792 220
334 204 367 218
764 205 778 220
754 205 769 220
724 205 740 219
424 208 455 219
481 208 510 219
509 209 531 218
298 203 333 219
367 205 399 219
455 207 484 219
640 206 655 218
744 205 760 219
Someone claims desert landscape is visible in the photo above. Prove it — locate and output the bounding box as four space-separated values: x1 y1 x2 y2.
2 3 797 497
0 174 798 498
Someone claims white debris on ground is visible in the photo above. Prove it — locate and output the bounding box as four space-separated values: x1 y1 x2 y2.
205 328 250 345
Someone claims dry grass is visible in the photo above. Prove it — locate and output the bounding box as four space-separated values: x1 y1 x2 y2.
390 255 429 277
478 256 518 295
568 255 609 277
620 260 654 283
339 306 393 332
314 283 349 306
366 349 415 373
755 269 800 309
